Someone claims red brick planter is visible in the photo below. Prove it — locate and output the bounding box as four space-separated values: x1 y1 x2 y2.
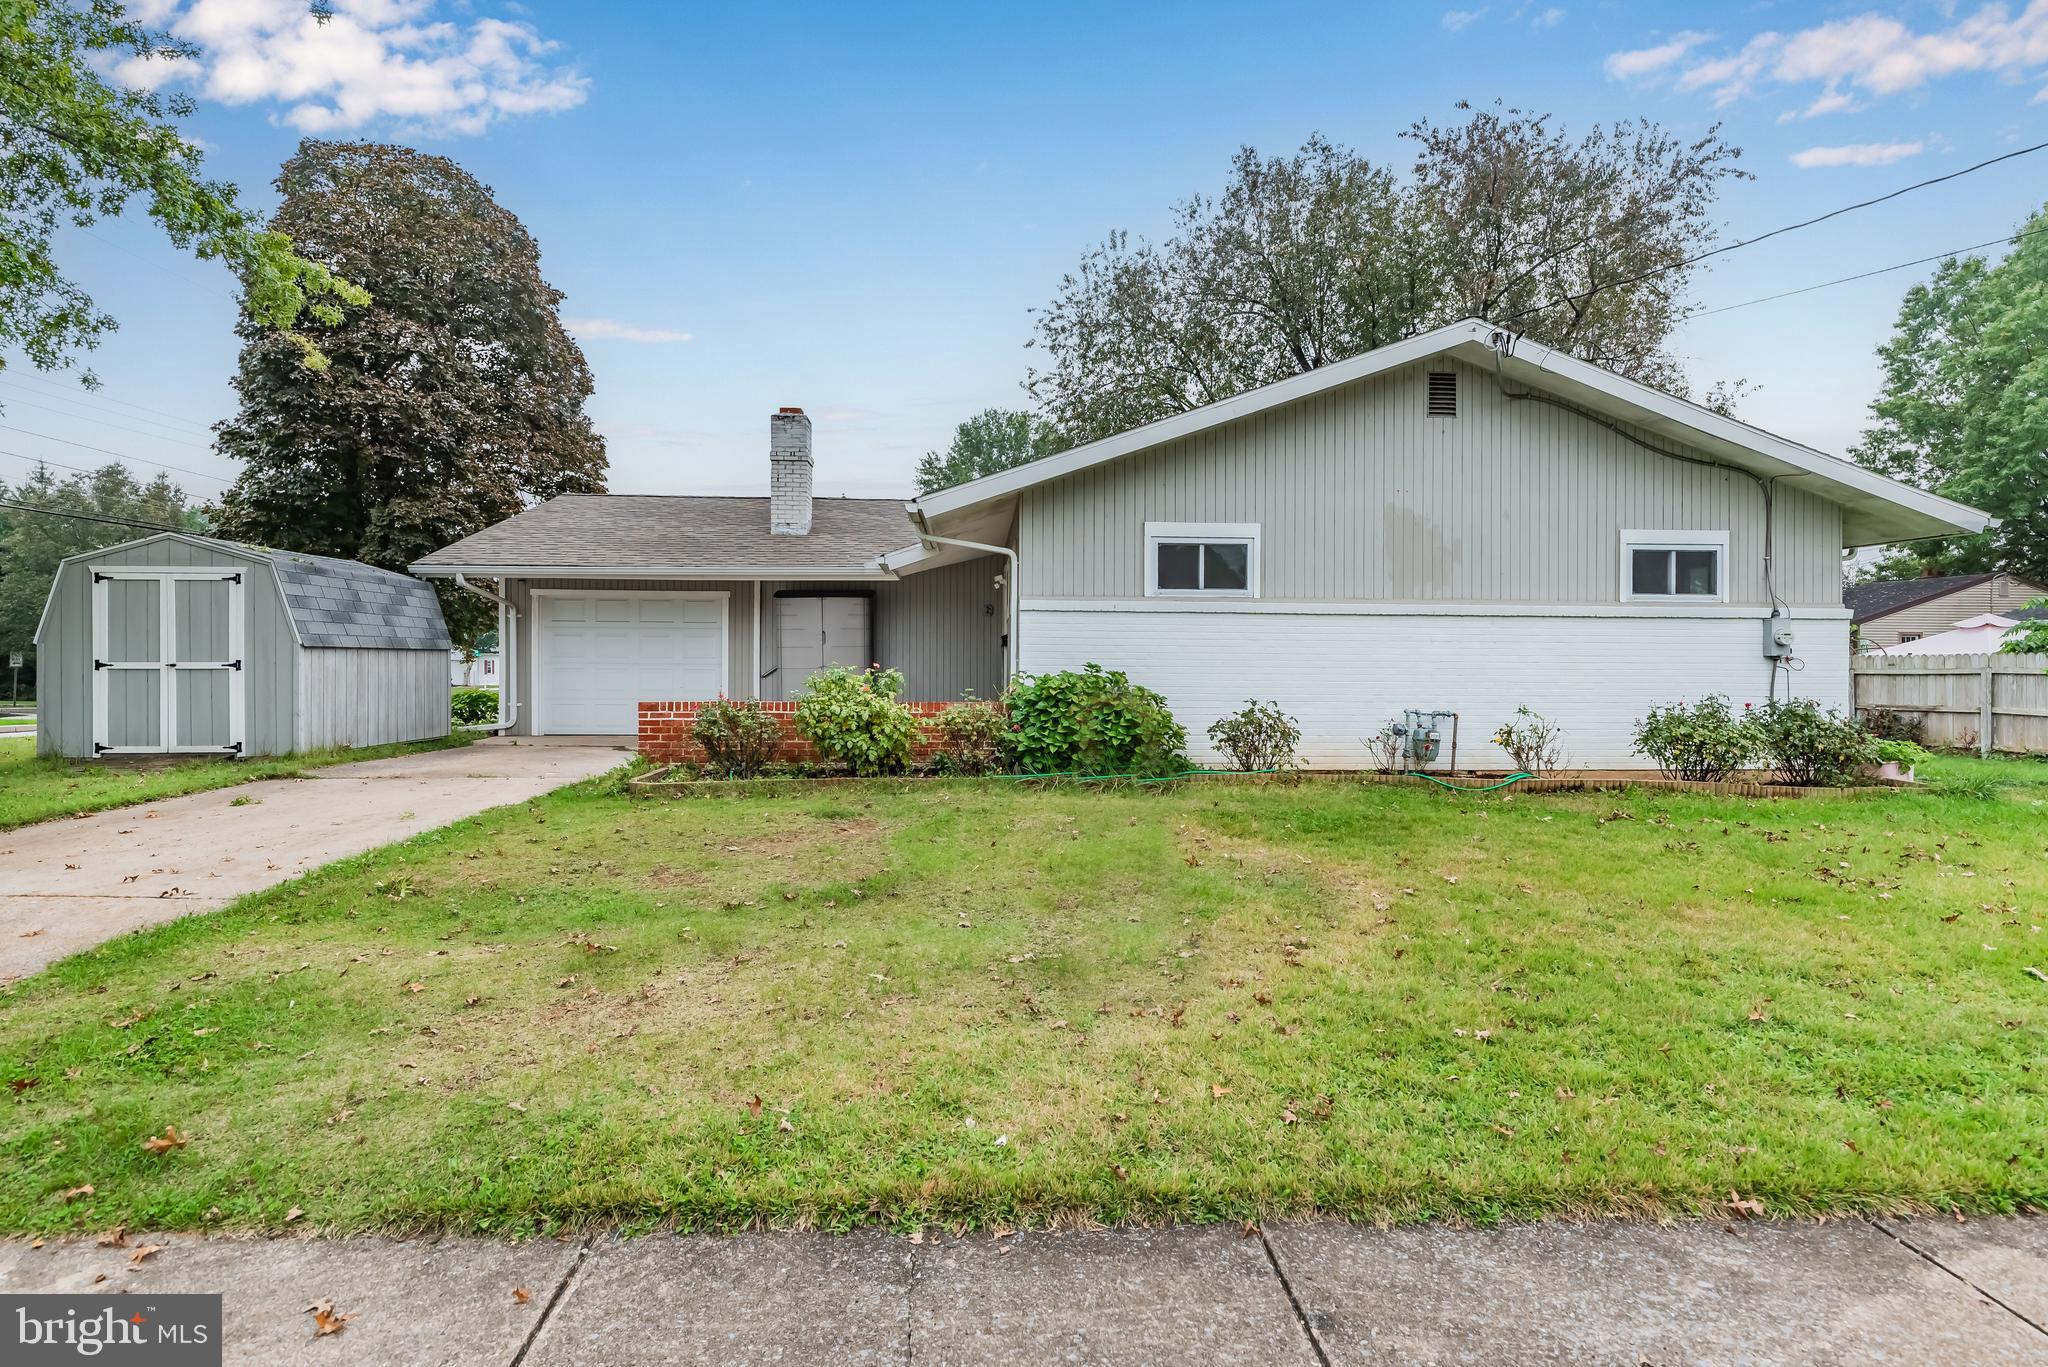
638 699 973 767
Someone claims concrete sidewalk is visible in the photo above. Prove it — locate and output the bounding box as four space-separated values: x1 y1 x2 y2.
2 1216 2042 1364
0 738 627 982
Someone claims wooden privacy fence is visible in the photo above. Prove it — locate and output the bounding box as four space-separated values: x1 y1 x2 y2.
1852 653 2048 755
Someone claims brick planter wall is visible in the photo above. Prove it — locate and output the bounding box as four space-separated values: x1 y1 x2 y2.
638 699 976 767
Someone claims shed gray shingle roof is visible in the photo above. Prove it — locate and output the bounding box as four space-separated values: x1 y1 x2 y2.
410 495 912 573
269 549 452 650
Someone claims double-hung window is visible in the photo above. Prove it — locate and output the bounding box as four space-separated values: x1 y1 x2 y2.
1145 522 1259 598
1621 530 1728 603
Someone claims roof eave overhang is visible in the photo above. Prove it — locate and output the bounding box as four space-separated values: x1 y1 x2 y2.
906 318 1993 549
409 563 900 582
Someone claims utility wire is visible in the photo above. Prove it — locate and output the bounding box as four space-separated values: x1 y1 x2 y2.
1685 224 2048 319
0 373 217 433
1496 138 2048 326
0 496 199 537
0 424 231 485
0 389 218 450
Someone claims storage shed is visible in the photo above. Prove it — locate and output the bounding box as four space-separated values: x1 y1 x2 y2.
33 532 452 759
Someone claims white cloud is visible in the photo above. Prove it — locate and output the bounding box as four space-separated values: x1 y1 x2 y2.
1606 2 2048 109
562 317 695 344
113 0 586 136
1603 30 1711 80
1533 8 1566 29
1789 140 1925 167
1441 8 1487 33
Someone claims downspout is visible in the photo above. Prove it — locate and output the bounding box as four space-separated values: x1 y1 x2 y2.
454 573 519 733
903 507 1021 681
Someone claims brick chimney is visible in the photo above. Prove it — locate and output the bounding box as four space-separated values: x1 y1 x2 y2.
769 407 813 536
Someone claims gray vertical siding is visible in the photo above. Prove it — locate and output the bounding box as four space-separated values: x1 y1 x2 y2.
1017 356 1844 609
37 536 296 759
293 648 450 751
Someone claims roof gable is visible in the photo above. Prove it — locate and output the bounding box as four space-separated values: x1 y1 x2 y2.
909 319 1992 548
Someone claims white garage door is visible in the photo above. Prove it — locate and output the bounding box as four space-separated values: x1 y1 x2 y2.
534 592 726 735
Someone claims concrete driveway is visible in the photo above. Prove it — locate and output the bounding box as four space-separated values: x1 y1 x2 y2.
0 739 628 983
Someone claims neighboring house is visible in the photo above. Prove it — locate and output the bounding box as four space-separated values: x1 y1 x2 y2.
451 645 501 688
1876 609 2048 655
35 532 452 758
412 319 1989 767
1847 572 2046 650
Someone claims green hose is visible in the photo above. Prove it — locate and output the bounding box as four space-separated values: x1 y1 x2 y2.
1405 770 1536 793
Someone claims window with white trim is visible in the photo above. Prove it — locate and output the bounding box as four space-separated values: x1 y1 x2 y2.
1145 522 1259 598
1620 531 1728 602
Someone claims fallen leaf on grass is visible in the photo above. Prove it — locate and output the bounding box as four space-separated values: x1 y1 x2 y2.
777 1116 794 1133
128 1244 166 1266
8 1076 39 1094
305 1300 355 1337
140 1126 186 1154
96 1225 127 1247
61 1185 94 1202
1210 1084 1231 1099
1727 1191 1765 1218
285 1207 304 1223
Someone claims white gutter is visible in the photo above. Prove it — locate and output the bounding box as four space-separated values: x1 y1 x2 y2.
894 508 1021 680
413 564 898 581
454 573 519 733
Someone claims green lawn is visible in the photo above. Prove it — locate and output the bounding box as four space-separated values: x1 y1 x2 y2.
0 717 35 728
0 734 473 831
1 772 2042 1238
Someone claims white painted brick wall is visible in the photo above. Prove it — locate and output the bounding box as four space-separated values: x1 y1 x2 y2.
1020 604 1851 769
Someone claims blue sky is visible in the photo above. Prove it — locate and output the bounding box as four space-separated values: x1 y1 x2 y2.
4 0 2046 508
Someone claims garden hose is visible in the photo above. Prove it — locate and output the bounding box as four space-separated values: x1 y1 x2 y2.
1405 770 1536 793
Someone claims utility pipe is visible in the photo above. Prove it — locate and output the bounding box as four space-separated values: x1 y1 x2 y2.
454 573 519 733
903 510 1022 680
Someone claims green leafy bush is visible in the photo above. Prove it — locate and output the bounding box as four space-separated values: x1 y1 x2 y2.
793 665 918 775
1491 706 1566 775
1630 695 1756 781
689 696 782 778
450 687 499 727
1873 738 1932 769
1749 699 1879 786
930 693 1011 775
1206 699 1301 771
1859 707 1927 744
1003 664 1187 777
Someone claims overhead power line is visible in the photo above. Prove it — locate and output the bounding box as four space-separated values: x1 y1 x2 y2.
1497 138 2048 326
0 423 232 485
1686 224 2048 320
0 388 218 450
0 372 217 434
0 496 199 537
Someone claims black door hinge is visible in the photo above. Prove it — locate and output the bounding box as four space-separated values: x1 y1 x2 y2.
93 572 107 584
94 742 108 755
225 573 241 584
229 659 243 671
225 741 243 755
94 658 108 671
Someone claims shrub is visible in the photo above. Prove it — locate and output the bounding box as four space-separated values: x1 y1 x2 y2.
931 693 1011 775
1003 663 1187 777
1873 738 1932 770
1749 699 1879 786
689 696 782 778
793 665 917 775
1859 707 1927 744
1630 695 1756 781
450 687 499 727
1491 706 1566 775
1207 700 1301 771
1361 721 1405 773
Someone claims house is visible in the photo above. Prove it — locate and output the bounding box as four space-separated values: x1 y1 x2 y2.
1847 571 2045 650
1873 609 2048 656
411 319 1990 768
451 635 501 688
34 532 452 758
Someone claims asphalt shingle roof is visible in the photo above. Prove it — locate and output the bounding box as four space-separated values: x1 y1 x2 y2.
410 494 913 572
269 549 451 650
1843 573 1996 623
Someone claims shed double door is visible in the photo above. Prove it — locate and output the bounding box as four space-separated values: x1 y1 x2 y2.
91 570 245 755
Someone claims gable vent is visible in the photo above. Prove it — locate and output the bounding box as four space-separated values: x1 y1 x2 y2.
1426 371 1458 417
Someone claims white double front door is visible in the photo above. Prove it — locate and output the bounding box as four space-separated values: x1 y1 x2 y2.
533 591 726 735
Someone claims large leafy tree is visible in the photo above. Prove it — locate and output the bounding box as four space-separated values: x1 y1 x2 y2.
213 141 607 644
0 0 362 381
0 462 203 661
915 408 1071 493
1853 208 2048 586
1026 105 1746 442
